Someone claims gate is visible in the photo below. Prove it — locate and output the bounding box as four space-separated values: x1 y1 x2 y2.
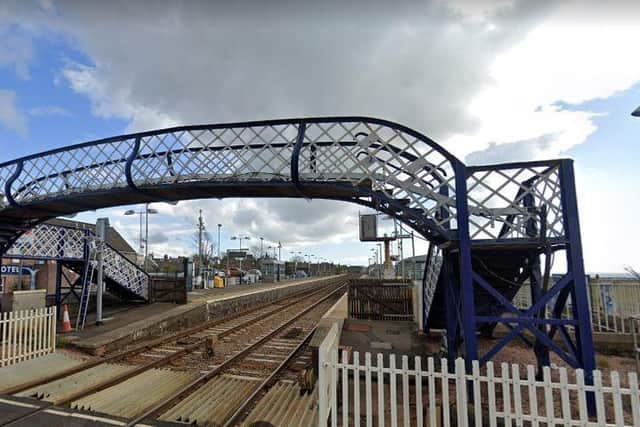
348 280 413 321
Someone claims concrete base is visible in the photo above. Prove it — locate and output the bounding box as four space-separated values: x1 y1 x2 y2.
340 319 433 360
492 325 637 355
67 275 342 355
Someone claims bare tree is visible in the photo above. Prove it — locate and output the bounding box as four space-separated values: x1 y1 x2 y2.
246 244 263 259
192 231 215 267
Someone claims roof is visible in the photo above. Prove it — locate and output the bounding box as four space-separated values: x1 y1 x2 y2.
399 254 428 263
46 218 137 255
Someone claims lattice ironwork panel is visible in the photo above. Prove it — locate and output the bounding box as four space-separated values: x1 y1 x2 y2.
6 223 85 259
131 124 298 186
6 222 148 300
466 163 564 240
298 120 457 229
423 245 443 322
6 140 134 205
93 244 149 299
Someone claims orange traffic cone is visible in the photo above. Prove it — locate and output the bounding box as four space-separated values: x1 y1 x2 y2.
61 304 72 333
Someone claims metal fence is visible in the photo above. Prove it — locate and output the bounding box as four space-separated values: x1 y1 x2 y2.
0 307 56 367
514 281 640 335
318 325 640 426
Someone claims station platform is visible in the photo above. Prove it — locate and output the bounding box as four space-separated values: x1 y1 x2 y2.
66 275 341 355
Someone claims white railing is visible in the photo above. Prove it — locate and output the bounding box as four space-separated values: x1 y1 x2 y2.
318 322 340 424
318 325 640 426
0 307 56 367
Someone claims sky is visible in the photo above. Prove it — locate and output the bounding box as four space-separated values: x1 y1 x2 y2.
0 0 639 271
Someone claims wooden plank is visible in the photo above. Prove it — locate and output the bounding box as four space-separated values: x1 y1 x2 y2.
342 350 349 427
487 362 497 427
354 351 361 427
378 353 385 427
365 352 373 427
415 356 423 427
472 361 482 427
428 357 436 427
526 364 539 427
611 371 624 427
402 355 410 427
390 354 398 427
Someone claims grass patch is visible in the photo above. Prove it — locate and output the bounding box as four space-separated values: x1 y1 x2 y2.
56 336 73 348
596 354 611 369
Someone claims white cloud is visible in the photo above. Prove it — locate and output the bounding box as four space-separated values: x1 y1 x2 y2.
28 105 72 117
449 1 640 161
0 89 27 135
0 29 33 80
62 64 178 131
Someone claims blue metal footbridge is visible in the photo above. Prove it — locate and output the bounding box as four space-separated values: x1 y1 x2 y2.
0 117 594 377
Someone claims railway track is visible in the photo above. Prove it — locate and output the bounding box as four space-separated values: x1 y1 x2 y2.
1 275 349 426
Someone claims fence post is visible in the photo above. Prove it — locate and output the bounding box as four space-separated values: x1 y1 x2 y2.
317 322 339 427
1 311 6 367
51 306 57 352
455 358 469 427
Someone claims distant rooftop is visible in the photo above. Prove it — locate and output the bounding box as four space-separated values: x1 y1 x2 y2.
46 217 136 256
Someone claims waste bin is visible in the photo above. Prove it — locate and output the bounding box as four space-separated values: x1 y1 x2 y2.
214 276 224 288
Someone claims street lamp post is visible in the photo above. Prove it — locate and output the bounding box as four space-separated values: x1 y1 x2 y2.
124 203 158 267
260 237 264 258
217 224 222 267
377 243 383 278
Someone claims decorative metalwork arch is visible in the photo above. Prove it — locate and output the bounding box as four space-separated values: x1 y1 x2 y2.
0 117 462 247
0 116 595 385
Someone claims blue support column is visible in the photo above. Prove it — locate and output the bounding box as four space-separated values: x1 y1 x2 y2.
454 162 477 367
559 159 596 412
443 252 460 371
422 243 434 334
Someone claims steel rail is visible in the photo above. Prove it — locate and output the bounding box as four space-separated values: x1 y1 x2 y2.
0 278 347 427
223 324 318 427
124 281 348 427
2 276 341 396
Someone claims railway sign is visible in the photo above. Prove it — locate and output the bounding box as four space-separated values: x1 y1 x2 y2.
359 214 378 241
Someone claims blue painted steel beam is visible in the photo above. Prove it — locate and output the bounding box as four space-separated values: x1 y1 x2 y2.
453 161 477 368
558 159 596 375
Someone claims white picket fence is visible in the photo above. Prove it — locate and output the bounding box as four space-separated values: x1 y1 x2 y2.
0 306 57 367
318 324 640 426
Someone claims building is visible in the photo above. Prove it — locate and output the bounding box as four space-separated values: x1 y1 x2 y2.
149 254 189 274
260 258 284 282
394 254 427 281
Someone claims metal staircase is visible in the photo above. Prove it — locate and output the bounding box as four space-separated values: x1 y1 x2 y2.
421 243 443 327
5 222 149 327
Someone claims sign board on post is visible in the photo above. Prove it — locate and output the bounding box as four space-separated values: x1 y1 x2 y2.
359 214 378 241
227 250 248 259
